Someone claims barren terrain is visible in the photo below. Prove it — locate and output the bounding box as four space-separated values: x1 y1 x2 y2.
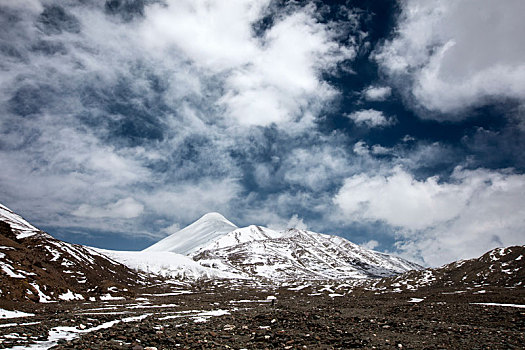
1 280 523 349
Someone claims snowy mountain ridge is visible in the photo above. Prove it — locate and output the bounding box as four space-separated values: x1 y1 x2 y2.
144 213 422 281
192 227 421 280
0 204 49 240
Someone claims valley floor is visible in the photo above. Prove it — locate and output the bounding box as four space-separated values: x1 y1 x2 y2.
0 280 524 349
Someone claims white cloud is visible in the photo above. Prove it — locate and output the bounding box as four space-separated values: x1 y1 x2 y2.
73 197 144 219
141 0 267 71
334 167 466 231
161 222 181 235
142 0 355 126
352 141 369 156
375 0 525 117
371 145 391 155
362 86 391 101
346 109 394 127
334 167 525 266
281 146 351 191
402 135 415 143
286 214 308 230
361 239 379 251
140 178 242 222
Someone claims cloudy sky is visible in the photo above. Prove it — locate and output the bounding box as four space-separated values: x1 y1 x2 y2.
1 0 524 266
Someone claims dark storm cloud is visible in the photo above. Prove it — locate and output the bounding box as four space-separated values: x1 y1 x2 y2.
37 4 81 34
104 0 147 22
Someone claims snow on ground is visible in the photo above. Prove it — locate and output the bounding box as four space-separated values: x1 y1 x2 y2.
287 284 310 291
0 261 25 278
93 249 245 280
100 294 126 301
58 290 84 301
329 293 344 298
0 309 34 319
127 304 179 309
10 314 151 350
229 298 276 304
30 283 54 303
140 291 193 297
472 303 525 309
0 321 40 328
158 309 231 323
192 309 231 323
408 298 425 303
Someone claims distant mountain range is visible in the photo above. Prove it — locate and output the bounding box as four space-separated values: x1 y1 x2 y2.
142 212 422 280
1 203 523 303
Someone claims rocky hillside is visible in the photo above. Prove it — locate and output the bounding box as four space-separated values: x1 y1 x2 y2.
367 245 525 293
0 204 150 302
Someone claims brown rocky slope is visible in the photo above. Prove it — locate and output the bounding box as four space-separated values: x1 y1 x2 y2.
0 205 152 302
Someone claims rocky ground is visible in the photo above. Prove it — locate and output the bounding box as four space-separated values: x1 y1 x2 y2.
1 280 524 349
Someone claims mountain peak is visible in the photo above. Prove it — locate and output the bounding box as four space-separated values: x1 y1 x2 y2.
143 212 238 255
197 212 235 226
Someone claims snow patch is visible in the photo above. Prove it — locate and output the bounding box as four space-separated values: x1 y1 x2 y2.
158 309 231 323
329 293 344 298
100 294 125 301
0 262 25 278
30 283 54 303
472 303 525 309
58 290 84 301
11 314 150 349
0 309 35 319
408 298 424 303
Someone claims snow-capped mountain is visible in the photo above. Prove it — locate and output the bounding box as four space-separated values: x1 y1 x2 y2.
0 203 149 302
192 228 421 280
143 212 238 255
144 213 422 281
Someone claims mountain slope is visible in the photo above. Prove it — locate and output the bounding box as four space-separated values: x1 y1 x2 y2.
192 227 422 280
143 212 238 255
0 204 149 302
95 248 245 280
196 225 282 252
368 245 525 293
0 203 48 240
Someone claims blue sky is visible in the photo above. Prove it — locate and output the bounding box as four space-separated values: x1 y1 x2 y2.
1 0 524 266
